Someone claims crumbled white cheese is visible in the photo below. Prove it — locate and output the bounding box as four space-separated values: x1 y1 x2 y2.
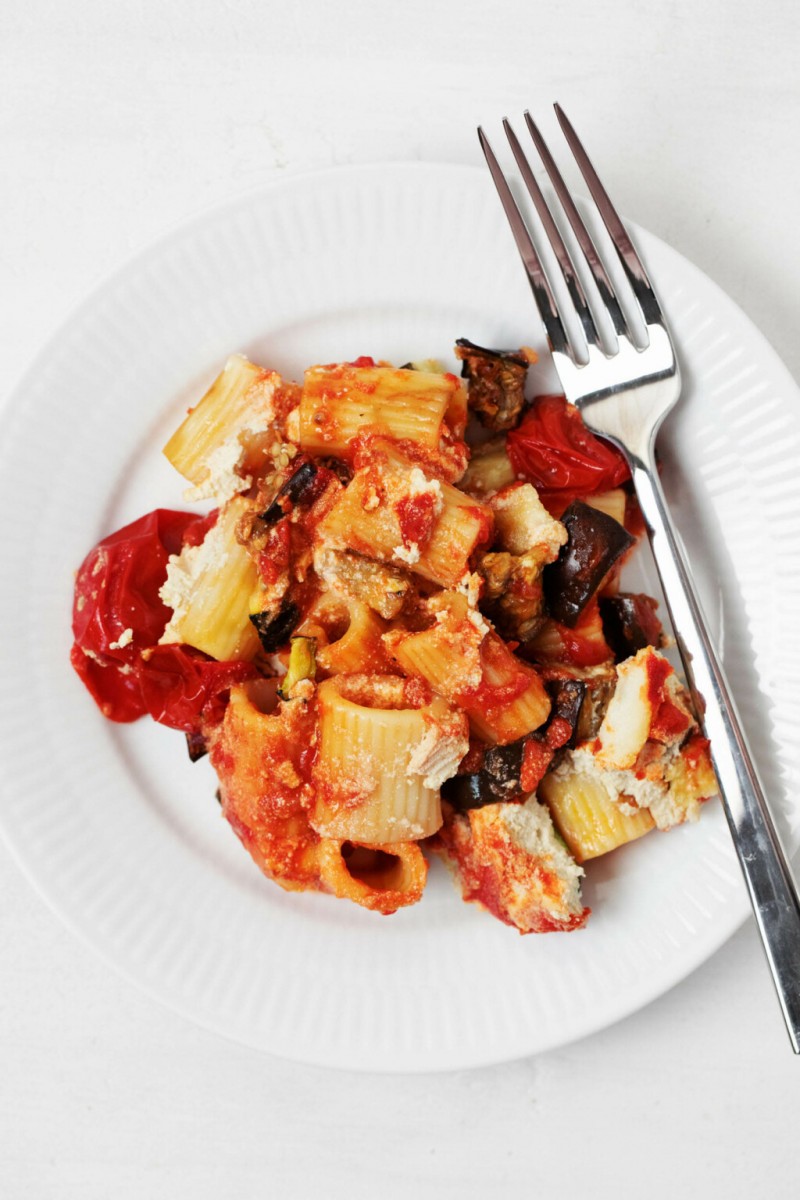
108 627 134 651
159 527 230 643
502 797 584 891
457 571 483 609
594 653 653 770
407 724 469 791
568 747 668 812
393 542 420 565
182 435 250 505
466 607 491 638
648 788 700 831
408 467 444 514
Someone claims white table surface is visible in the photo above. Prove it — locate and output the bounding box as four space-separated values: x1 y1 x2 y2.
2 2 799 1196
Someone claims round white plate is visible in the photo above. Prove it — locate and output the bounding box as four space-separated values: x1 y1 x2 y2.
1 164 799 1072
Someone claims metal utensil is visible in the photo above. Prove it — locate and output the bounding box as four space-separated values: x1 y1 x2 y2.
479 103 800 1051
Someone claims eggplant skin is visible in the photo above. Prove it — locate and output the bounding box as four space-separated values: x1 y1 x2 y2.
250 599 301 653
185 730 208 762
454 338 529 432
545 677 586 749
259 460 319 526
442 681 586 811
543 501 634 628
600 593 663 662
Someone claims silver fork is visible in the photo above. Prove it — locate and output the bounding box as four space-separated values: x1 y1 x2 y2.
480 104 800 1052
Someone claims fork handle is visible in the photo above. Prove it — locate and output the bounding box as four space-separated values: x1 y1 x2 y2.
631 455 800 1051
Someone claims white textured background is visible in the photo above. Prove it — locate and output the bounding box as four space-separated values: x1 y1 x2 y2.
2 2 799 1197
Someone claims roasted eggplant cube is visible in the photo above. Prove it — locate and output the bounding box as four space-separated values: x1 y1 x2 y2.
443 736 533 811
250 599 301 653
543 501 634 627
454 338 529 432
600 593 664 661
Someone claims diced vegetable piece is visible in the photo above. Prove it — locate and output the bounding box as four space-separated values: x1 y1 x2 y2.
185 731 208 762
585 487 627 528
600 593 664 661
259 459 320 526
455 338 531 432
441 773 487 811
543 500 634 627
278 636 317 700
250 598 301 653
458 437 517 497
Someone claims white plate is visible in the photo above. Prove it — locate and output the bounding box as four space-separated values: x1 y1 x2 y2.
1 163 799 1072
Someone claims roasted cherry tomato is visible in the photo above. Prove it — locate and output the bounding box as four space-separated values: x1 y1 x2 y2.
70 508 253 728
506 395 630 513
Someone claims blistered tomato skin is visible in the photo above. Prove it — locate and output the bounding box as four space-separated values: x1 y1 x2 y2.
506 395 631 513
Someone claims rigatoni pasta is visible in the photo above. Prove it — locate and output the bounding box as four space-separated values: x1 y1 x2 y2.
70 346 717 932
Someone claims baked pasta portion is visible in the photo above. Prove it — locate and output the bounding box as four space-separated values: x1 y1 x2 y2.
70 349 718 931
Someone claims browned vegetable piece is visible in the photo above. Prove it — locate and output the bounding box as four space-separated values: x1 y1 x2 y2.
479 550 546 642
543 501 634 628
441 678 586 812
599 593 664 662
454 338 530 432
250 599 301 653
540 663 617 740
258 459 319 525
313 547 411 620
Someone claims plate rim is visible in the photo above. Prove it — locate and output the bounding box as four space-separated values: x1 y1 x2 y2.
1 160 798 1072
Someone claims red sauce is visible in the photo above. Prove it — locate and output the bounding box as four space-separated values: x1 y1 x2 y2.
257 520 291 586
645 652 691 741
395 491 438 548
457 635 540 717
520 739 554 792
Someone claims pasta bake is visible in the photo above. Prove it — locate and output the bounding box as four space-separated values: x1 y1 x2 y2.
70 345 717 933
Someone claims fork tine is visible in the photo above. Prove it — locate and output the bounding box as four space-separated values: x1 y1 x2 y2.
502 118 600 350
554 103 662 325
477 126 570 357
523 110 630 341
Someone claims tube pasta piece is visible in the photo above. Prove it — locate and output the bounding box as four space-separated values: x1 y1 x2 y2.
315 839 427 913
388 592 551 744
299 592 393 676
163 355 290 502
312 675 468 844
299 363 466 458
159 497 263 661
207 683 321 891
315 442 492 588
538 766 655 863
